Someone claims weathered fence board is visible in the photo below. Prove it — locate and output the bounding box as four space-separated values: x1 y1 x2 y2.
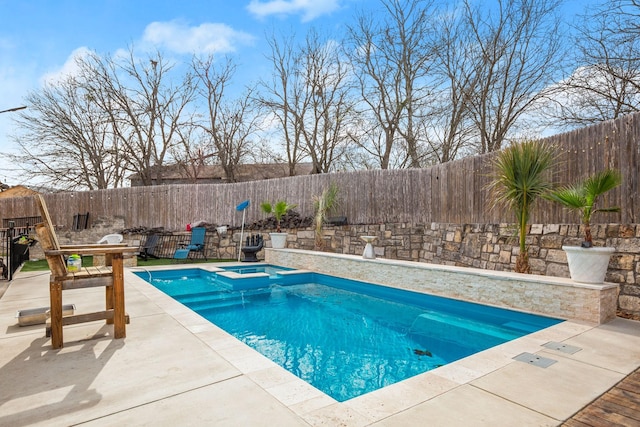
1 113 639 231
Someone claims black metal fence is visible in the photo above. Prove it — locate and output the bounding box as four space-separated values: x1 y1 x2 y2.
137 232 224 260
137 233 202 259
1 223 37 281
2 216 41 228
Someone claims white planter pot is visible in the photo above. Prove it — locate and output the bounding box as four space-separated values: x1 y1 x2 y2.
269 232 288 249
562 245 615 284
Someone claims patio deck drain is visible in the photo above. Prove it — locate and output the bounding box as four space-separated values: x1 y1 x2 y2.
542 341 582 355
513 352 557 368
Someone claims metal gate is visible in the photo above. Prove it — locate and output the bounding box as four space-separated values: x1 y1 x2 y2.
2 222 37 281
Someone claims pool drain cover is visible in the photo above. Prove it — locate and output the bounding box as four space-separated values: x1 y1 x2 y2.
542 341 582 355
513 352 557 368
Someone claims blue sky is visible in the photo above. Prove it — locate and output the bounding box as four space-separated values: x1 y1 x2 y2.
0 0 592 186
0 0 367 185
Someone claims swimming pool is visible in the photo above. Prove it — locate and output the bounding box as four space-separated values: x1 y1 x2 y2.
136 266 561 401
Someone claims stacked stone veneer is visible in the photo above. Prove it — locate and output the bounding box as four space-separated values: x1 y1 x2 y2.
265 249 619 324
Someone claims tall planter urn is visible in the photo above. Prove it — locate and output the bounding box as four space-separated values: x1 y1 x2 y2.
269 232 288 249
562 245 614 284
546 169 622 285
260 200 297 250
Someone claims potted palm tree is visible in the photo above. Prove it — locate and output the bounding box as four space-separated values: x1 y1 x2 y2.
488 140 557 274
260 200 297 249
546 169 621 284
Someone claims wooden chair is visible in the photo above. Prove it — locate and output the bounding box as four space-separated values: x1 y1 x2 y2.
33 194 137 349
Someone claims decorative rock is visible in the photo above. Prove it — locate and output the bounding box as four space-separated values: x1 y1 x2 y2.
543 224 560 234
530 224 543 234
619 295 640 313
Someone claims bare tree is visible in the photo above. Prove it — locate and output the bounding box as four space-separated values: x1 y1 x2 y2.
343 117 410 169
260 29 354 174
460 0 566 153
545 0 640 128
298 30 354 173
170 125 215 183
346 0 438 169
78 48 197 186
426 5 480 163
192 56 262 182
259 32 308 176
8 74 126 190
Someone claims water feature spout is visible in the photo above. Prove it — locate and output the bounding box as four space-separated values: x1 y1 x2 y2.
360 235 377 259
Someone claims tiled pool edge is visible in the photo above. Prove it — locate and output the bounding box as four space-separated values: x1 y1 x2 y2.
265 249 619 324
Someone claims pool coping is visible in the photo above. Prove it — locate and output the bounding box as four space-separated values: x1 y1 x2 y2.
128 262 617 425
2 265 639 425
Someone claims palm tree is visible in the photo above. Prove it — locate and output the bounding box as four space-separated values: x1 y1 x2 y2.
313 183 340 250
488 140 557 273
260 200 297 233
545 169 621 247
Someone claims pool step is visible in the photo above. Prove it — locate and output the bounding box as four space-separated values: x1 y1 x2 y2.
180 288 272 312
408 312 520 343
183 294 248 310
177 290 230 304
187 297 251 312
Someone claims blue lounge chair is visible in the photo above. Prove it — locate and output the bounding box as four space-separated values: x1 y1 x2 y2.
174 227 207 260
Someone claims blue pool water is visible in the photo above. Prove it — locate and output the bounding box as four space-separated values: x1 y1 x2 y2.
136 267 561 402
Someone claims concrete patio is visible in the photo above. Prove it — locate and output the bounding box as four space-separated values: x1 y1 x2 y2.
1 266 639 426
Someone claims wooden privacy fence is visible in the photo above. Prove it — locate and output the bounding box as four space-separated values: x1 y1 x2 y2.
1 113 639 230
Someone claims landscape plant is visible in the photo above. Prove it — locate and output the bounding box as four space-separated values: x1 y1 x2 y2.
545 169 621 247
488 140 557 273
313 183 340 250
260 200 297 233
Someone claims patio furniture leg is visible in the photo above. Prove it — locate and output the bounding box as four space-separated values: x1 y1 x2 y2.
112 254 126 339
50 280 63 349
105 251 114 324
106 283 114 325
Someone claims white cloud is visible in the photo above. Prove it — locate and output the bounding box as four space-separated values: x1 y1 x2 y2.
246 0 342 22
142 21 255 55
40 47 94 85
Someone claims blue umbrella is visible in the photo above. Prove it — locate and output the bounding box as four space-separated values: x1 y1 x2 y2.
236 200 250 261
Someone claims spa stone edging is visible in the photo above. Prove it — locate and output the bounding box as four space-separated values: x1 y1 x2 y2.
266 248 619 324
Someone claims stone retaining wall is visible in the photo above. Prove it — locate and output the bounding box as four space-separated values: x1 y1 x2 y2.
26 218 640 313
282 222 640 314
